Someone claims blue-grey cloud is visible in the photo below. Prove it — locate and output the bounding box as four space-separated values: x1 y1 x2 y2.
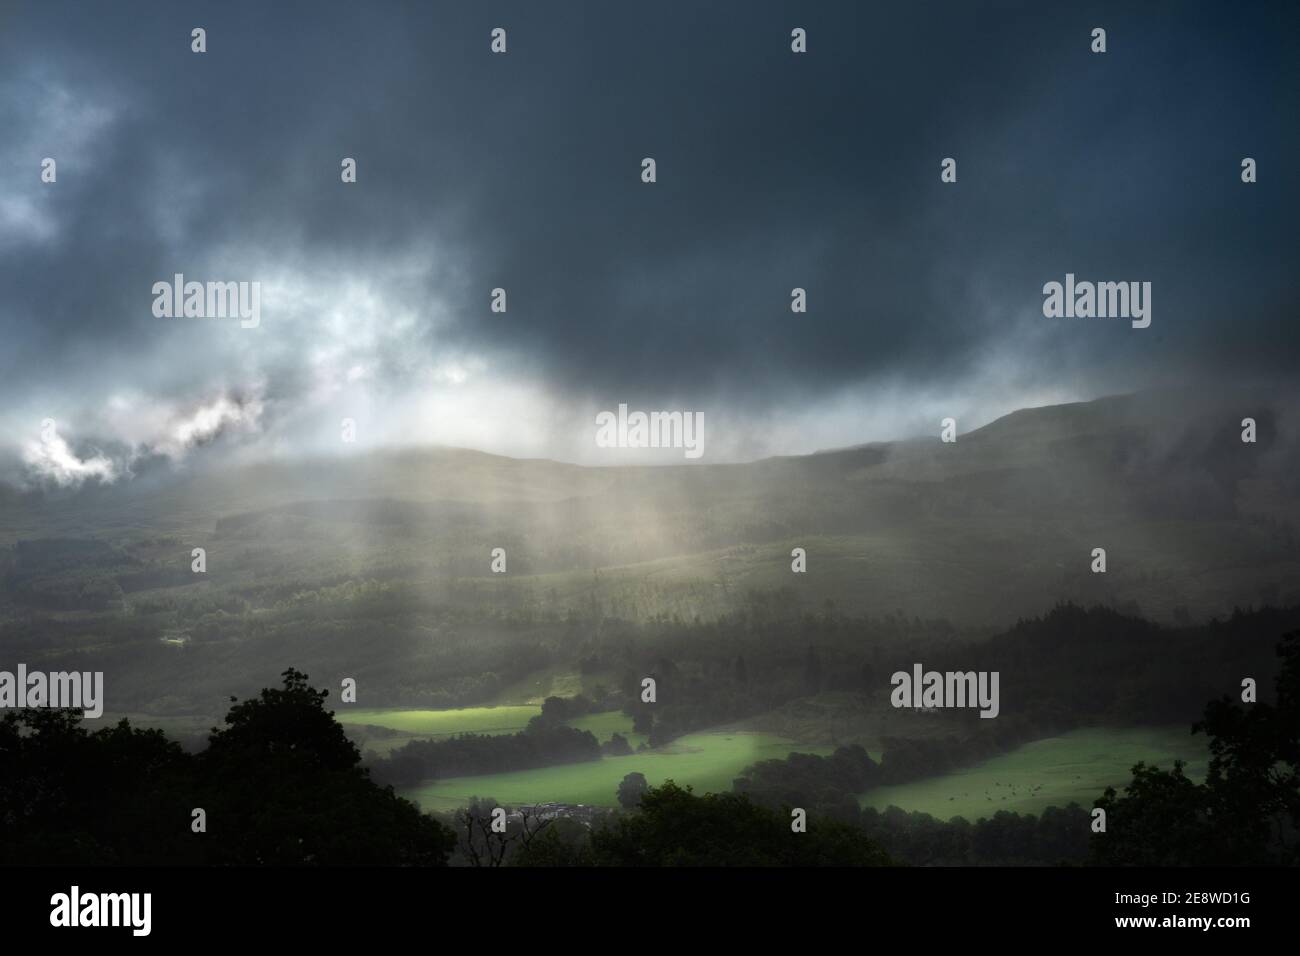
0 0 1296 483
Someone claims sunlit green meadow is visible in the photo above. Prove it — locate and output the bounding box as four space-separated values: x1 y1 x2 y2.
861 726 1209 820
400 731 822 812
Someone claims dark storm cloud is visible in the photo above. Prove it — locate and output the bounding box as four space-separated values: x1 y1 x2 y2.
0 0 1296 472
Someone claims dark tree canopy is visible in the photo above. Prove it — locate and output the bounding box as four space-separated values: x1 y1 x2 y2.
617 771 649 809
1091 631 1300 865
592 780 892 866
0 669 455 866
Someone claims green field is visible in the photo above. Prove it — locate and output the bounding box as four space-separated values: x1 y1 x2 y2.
108 704 650 758
334 705 647 756
337 705 640 740
336 705 541 737
401 731 820 812
861 726 1209 820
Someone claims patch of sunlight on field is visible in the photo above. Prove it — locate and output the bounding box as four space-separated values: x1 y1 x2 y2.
336 705 540 736
401 732 825 812
860 726 1209 821
488 668 606 705
337 706 641 741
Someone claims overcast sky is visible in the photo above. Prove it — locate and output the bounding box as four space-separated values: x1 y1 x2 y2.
2 0 1296 485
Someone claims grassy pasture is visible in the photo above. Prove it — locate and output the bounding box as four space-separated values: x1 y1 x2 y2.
401 730 822 812
861 725 1209 821
335 705 646 755
336 705 540 736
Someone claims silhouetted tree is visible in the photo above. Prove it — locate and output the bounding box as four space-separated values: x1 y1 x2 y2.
1091 631 1300 865
617 771 649 809
0 669 456 866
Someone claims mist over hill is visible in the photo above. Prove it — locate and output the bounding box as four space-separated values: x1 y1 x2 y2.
4 388 1298 632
